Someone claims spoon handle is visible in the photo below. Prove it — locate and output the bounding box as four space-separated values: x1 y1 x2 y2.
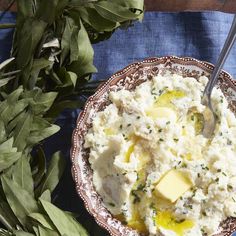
204 14 236 97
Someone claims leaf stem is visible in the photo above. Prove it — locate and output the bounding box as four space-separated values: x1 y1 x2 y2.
0 214 13 231
0 24 16 29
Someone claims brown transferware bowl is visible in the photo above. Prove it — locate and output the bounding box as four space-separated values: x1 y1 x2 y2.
70 56 236 236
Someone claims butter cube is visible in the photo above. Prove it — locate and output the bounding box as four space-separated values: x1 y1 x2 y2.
154 170 192 203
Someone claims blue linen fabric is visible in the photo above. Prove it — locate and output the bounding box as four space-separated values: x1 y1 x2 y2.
1 11 236 236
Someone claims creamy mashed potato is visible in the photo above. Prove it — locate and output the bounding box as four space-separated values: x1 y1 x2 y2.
84 73 236 236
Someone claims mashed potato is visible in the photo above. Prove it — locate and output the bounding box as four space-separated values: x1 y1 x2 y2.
84 73 236 236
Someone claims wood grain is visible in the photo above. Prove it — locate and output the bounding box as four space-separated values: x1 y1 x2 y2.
0 1 236 13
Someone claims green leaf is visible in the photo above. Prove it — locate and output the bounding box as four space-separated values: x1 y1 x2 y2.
60 17 75 66
32 147 47 187
46 100 84 119
67 19 97 78
29 59 53 89
39 190 51 202
115 0 144 10
1 175 39 227
0 99 28 126
38 226 59 236
93 1 139 22
23 89 58 115
13 112 32 151
39 200 88 236
12 155 34 196
0 121 6 143
28 121 60 145
13 230 34 236
0 77 15 88
36 152 65 196
29 213 54 231
77 7 117 31
0 137 23 174
0 200 19 230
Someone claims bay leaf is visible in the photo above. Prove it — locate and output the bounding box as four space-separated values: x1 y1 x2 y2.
13 112 32 151
28 123 60 146
0 152 22 172
12 155 34 196
77 7 117 31
32 147 46 187
39 200 88 236
13 230 34 236
0 120 6 143
67 19 97 78
36 152 65 196
39 190 51 202
0 99 28 125
29 213 54 231
46 100 84 119
38 226 59 236
1 175 39 227
93 1 138 22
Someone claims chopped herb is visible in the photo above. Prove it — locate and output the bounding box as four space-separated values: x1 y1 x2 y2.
220 99 223 103
166 121 171 125
180 196 183 200
159 89 163 95
227 185 233 190
197 173 200 178
159 138 164 142
122 172 127 176
120 124 123 129
191 115 194 121
151 88 158 95
215 177 219 183
158 129 162 133
227 139 232 145
127 123 131 127
178 161 182 165
205 166 209 170
108 202 116 207
222 172 227 176
137 116 141 119
219 132 223 136
202 211 207 216
217 169 221 173
131 190 141 204
181 163 187 168
201 228 205 233
175 219 185 224
182 125 185 128
137 184 146 191
188 204 193 209
232 197 236 202
149 129 153 133
147 125 151 129
174 138 179 142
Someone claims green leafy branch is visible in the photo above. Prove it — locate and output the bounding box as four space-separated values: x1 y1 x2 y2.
0 0 144 235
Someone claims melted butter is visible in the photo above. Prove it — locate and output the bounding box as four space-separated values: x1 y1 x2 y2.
128 207 148 233
104 128 116 136
156 211 194 236
124 144 135 162
155 90 186 109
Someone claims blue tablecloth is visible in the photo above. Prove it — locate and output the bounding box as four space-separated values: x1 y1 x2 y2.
1 11 236 236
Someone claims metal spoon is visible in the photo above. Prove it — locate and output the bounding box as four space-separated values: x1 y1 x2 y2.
202 14 236 138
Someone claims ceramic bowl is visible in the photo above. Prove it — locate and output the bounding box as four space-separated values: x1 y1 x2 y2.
71 56 236 236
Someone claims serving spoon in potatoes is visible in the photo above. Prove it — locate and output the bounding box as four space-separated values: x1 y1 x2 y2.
202 15 236 138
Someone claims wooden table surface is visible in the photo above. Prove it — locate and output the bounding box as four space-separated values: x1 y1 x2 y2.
0 1 236 14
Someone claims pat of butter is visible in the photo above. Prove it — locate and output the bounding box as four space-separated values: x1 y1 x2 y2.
155 170 192 203
146 107 177 123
